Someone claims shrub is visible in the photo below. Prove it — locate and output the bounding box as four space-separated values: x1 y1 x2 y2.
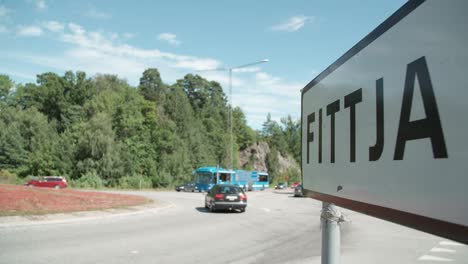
118 175 152 189
285 167 301 184
73 171 104 189
0 169 20 185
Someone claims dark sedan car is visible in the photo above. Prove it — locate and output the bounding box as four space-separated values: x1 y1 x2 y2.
275 182 286 190
205 184 247 213
175 184 185 192
184 182 198 192
294 184 304 197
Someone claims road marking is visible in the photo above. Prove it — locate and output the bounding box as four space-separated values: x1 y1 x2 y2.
418 255 453 262
131 250 139 254
439 241 464 247
430 247 456 253
261 208 271 212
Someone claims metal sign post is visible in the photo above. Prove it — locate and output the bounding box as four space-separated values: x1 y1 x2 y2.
321 202 342 264
320 202 344 264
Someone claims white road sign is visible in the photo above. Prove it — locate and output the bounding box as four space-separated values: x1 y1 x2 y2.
301 0 468 244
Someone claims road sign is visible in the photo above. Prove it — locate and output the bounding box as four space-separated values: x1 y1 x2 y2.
301 0 468 244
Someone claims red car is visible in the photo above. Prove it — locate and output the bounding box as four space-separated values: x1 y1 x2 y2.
290 182 300 188
26 176 68 189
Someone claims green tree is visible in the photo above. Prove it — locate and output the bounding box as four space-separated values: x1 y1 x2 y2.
261 113 288 155
75 113 124 184
0 74 13 100
266 146 280 183
233 107 256 150
139 68 166 102
0 107 59 176
281 115 301 161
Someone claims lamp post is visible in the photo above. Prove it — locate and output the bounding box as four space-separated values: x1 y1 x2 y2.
197 59 269 170
228 59 269 170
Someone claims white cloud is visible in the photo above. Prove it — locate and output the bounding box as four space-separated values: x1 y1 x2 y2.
232 67 261 73
0 5 11 17
198 71 244 87
43 21 64 32
123 32 134 39
0 6 11 34
85 8 111 20
68 23 85 35
271 15 312 32
36 0 47 10
173 58 219 70
17 25 43 37
157 33 181 46
8 22 302 128
13 22 222 81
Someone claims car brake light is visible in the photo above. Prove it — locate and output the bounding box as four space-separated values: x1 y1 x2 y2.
239 193 247 201
214 194 224 200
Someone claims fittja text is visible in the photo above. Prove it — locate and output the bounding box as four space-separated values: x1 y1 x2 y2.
306 56 448 164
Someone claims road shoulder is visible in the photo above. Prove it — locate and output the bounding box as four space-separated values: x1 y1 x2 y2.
0 198 172 228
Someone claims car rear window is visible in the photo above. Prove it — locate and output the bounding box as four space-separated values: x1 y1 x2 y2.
45 177 62 182
218 186 242 194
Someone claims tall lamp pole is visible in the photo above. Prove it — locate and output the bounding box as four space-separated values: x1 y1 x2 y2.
228 59 268 170
197 59 269 170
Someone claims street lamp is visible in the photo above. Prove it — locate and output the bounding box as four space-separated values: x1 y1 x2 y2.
228 59 269 170
197 59 269 170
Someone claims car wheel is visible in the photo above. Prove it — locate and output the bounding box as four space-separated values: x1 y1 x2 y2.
205 200 209 209
209 202 216 213
240 207 245 213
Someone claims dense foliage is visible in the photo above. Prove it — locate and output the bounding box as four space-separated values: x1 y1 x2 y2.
0 71 301 188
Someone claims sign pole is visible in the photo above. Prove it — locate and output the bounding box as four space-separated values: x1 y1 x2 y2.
321 202 341 264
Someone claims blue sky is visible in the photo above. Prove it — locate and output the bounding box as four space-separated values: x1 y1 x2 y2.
0 0 405 129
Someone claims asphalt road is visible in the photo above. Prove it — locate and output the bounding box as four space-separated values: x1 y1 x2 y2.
0 189 466 264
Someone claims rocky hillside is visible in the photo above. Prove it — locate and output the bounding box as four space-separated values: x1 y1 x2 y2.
238 141 300 178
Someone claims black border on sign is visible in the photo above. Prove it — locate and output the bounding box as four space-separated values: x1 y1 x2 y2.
301 0 425 95
300 0 468 245
303 189 468 244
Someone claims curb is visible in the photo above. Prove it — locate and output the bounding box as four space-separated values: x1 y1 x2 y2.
0 200 175 229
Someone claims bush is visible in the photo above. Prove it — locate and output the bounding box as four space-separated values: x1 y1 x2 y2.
0 169 20 184
285 167 301 184
118 175 152 189
73 171 104 189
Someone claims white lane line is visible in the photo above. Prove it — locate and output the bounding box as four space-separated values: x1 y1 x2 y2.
439 241 465 247
261 208 271 212
430 247 456 253
418 255 453 262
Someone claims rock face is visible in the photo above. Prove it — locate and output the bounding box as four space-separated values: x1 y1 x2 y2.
238 142 270 172
238 141 299 174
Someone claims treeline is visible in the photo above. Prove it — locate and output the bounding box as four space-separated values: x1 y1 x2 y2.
0 70 300 188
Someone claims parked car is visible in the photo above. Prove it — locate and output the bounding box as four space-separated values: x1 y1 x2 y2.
175 184 185 192
290 182 300 188
275 182 286 190
294 184 304 197
26 176 67 189
205 184 247 213
184 182 198 192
